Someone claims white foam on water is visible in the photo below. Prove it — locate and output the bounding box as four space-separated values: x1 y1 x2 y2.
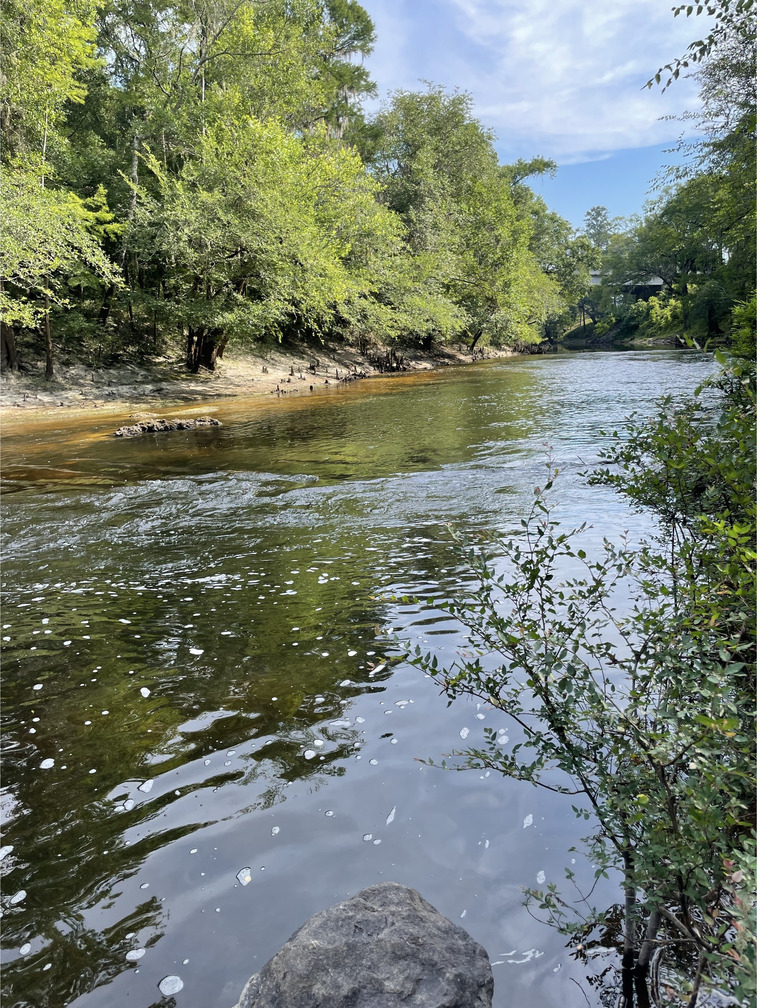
158 975 184 996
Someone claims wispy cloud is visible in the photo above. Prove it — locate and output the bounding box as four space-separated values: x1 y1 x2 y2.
365 0 714 162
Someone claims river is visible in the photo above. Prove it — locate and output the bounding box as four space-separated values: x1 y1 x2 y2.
0 349 715 1008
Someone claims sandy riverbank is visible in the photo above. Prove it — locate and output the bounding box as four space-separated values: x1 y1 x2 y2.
0 342 515 426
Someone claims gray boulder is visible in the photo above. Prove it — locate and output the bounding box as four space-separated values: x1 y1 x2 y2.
232 881 493 1008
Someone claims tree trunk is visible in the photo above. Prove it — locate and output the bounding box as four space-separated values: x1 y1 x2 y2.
468 330 482 352
621 852 636 1007
44 285 54 381
0 278 20 371
100 129 141 329
197 328 224 371
187 325 204 372
1 320 20 372
632 908 661 1008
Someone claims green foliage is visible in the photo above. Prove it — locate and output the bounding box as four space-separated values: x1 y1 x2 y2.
406 354 756 1002
1 166 120 328
648 0 756 90
0 0 100 158
0 0 639 370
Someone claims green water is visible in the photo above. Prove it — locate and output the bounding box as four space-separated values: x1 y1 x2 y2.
0 350 714 1008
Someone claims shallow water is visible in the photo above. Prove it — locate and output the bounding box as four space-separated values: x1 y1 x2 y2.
0 349 714 1008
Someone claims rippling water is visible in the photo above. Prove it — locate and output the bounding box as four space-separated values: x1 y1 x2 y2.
0 350 714 1008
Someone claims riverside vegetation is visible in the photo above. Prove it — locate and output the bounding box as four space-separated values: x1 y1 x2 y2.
1 0 753 382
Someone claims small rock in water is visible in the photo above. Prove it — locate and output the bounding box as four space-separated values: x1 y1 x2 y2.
10 890 27 905
189 647 204 656
355 716 365 724
138 780 153 793
373 838 381 845
126 949 145 961
0 846 14 861
40 759 55 770
271 827 280 836
523 814 533 829
536 871 546 884
158 975 184 996
123 799 134 811
19 943 31 955
459 727 470 740
140 687 151 698
303 750 316 760
325 810 334 817
236 867 252 886
385 806 396 825
363 833 373 841
369 759 378 765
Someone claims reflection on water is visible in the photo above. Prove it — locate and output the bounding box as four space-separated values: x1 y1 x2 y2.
0 351 714 1008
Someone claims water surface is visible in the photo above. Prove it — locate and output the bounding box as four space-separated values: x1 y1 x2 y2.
1 350 714 1008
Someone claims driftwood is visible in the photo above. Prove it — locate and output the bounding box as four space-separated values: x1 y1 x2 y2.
114 416 222 437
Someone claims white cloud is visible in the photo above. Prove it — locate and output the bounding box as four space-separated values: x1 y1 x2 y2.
365 0 714 162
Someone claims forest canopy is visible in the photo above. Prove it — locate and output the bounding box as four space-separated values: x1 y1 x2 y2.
0 0 753 376
0 0 595 375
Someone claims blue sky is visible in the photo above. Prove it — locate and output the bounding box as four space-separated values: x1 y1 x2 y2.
362 0 713 228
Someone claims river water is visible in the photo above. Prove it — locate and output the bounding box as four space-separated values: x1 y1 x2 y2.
1 349 714 1008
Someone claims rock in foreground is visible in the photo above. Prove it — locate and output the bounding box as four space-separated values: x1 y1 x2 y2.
232 881 493 1008
114 416 221 437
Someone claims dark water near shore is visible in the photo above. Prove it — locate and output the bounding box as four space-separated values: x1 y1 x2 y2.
0 350 714 1008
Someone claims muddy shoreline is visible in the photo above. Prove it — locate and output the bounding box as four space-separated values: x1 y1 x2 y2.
0 343 516 428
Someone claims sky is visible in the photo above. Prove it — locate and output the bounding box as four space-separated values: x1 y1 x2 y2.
362 0 714 228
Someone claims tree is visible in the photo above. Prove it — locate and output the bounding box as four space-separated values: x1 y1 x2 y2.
128 119 401 369
582 205 624 254
363 86 566 350
1 168 120 376
0 0 99 162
